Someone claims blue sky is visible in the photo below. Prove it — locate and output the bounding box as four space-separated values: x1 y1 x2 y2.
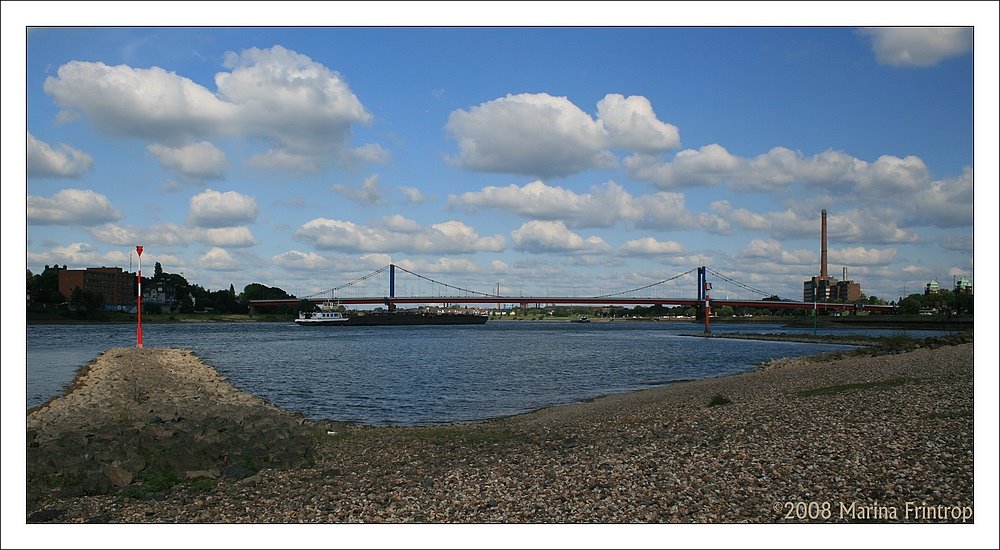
10 6 995 304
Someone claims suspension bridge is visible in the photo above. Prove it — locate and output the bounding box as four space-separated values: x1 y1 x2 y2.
248 264 897 318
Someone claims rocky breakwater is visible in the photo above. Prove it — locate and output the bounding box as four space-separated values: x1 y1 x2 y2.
26 347 331 520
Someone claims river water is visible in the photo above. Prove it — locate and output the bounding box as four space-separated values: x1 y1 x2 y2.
25 321 951 426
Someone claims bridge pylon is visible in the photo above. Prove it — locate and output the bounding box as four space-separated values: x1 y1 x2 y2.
694 266 709 323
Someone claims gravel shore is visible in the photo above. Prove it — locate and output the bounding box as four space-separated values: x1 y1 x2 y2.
25 341 974 524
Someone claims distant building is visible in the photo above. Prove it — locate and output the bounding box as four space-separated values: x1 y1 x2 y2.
925 279 941 295
144 280 177 305
803 276 862 303
954 276 973 294
58 267 136 308
802 209 863 303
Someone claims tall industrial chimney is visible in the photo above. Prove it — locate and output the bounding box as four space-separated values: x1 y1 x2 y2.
820 209 828 279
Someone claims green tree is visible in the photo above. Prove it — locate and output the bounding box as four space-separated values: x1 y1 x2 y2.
240 283 297 314
69 287 104 318
27 265 65 305
210 289 245 314
241 283 294 301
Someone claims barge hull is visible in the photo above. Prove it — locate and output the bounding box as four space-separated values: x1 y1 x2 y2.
299 313 488 326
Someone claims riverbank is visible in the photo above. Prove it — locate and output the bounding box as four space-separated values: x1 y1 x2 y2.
686 329 974 353
26 339 974 524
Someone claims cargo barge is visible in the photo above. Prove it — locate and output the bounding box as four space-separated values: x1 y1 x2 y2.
296 303 487 326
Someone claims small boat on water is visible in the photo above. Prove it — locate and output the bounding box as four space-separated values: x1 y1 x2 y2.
295 303 349 326
571 315 591 323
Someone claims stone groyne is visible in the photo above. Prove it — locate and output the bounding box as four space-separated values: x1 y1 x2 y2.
27 348 336 518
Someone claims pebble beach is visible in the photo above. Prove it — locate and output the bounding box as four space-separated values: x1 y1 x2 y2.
25 340 975 525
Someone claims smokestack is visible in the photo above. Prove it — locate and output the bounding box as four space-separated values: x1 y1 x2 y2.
820 209 828 278
843 267 847 281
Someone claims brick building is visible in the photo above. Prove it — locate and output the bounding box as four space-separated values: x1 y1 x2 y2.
58 267 136 308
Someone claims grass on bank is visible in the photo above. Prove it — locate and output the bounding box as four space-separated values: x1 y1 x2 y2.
796 377 920 398
708 394 733 407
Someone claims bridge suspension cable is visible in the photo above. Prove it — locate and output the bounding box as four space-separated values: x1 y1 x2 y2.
704 267 792 301
392 264 499 297
592 267 698 299
305 265 392 299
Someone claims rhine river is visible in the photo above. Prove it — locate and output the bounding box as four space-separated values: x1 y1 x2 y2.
25 321 954 426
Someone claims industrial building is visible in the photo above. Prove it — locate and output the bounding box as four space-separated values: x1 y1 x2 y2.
803 209 862 303
57 266 136 309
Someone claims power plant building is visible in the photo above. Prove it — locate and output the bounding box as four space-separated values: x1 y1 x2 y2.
803 209 862 303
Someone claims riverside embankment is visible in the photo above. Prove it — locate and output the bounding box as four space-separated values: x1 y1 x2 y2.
26 339 974 523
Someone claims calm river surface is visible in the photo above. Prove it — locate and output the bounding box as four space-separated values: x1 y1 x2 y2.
25 321 952 426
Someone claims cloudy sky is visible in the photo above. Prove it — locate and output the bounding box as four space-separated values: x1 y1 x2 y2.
11 7 995 304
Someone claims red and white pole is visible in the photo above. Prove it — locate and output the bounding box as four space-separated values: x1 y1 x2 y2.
136 245 143 348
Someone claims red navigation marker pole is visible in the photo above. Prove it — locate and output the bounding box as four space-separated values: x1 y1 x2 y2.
136 245 143 348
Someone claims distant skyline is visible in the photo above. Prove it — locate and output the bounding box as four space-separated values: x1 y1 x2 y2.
9 6 995 305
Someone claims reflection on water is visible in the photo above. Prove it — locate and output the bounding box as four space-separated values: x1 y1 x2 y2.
26 321 949 425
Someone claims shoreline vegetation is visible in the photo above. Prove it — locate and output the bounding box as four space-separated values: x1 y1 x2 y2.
26 332 973 524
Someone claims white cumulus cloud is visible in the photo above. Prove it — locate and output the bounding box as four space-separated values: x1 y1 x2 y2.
907 167 973 228
187 189 258 228
448 92 682 178
201 226 258 248
619 237 686 257
294 218 506 255
27 132 93 178
597 94 680 153
625 144 741 189
26 242 117 269
272 250 333 270
739 239 815 265
449 179 727 232
858 27 973 67
711 201 918 244
43 45 376 174
27 188 122 226
148 141 228 180
629 145 934 205
43 61 235 143
199 247 241 271
446 92 614 178
510 220 611 254
828 246 897 266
